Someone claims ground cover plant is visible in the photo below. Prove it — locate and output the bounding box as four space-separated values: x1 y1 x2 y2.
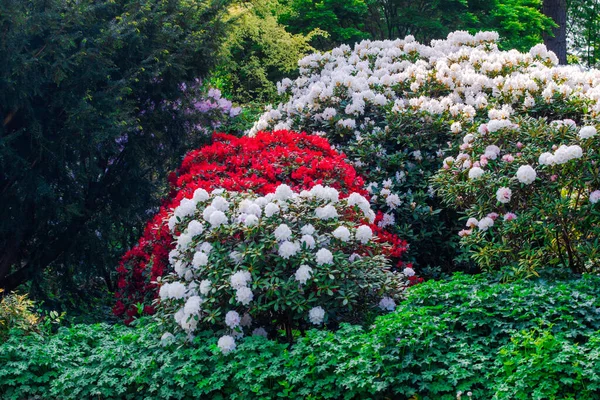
2 274 600 399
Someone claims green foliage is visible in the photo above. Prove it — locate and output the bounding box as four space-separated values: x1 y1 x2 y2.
372 0 473 42
493 328 600 399
0 290 39 340
472 0 556 51
567 0 600 67
278 0 371 50
0 0 231 296
212 0 322 103
2 274 600 398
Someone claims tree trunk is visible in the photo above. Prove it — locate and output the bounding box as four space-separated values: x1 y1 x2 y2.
543 0 568 64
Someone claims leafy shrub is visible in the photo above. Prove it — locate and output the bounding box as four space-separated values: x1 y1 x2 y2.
4 274 600 399
211 0 324 103
0 290 39 340
249 31 600 273
492 328 600 400
114 131 394 322
434 116 600 278
158 184 410 346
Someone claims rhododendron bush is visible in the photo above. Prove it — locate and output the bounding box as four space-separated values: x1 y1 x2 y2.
433 117 600 278
114 131 408 322
157 185 411 348
250 30 600 272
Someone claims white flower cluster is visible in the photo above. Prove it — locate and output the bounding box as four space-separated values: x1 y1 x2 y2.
250 31 600 141
538 145 583 166
159 184 400 353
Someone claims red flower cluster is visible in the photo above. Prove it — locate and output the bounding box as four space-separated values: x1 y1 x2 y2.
114 131 377 322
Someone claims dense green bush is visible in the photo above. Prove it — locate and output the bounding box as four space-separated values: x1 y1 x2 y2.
2 274 600 399
0 0 231 296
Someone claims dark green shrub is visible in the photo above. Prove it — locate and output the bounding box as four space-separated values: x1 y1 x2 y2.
0 0 231 296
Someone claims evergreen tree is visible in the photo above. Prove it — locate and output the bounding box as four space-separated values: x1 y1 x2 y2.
0 0 230 294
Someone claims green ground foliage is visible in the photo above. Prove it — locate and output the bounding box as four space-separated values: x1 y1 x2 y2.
2 274 599 399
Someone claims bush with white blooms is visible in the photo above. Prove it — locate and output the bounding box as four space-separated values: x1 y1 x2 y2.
433 116 600 277
249 30 600 274
156 184 410 351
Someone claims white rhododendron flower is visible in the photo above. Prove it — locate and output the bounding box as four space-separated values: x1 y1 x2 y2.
301 224 316 235
403 267 415 277
187 220 204 237
294 264 313 285
264 202 280 217
274 184 294 201
590 190 600 204
315 205 338 220
174 198 197 220
244 214 259 227
466 217 479 228
300 234 316 249
539 152 554 165
193 188 209 202
451 122 462 134
579 126 597 139
230 270 252 289
496 187 512 204
355 225 373 244
386 194 402 209
252 327 268 338
478 217 494 231
218 335 236 354
160 332 175 347
192 252 209 268
278 241 299 259
468 167 485 179
332 226 351 242
211 196 230 212
240 313 252 327
235 287 254 305
316 248 334 265
199 279 211 295
209 210 228 227
274 224 292 241
309 306 325 325
184 296 203 315
225 310 241 328
516 165 536 184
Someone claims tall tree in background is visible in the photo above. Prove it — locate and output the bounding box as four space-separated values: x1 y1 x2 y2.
374 0 472 43
567 0 600 67
542 0 567 63
278 0 370 50
0 0 230 294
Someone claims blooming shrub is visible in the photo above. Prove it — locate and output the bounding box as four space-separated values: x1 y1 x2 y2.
434 117 600 277
249 30 600 272
114 131 408 322
176 81 242 135
157 184 411 346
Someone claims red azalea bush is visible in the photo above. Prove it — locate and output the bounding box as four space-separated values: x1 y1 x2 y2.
115 131 412 322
